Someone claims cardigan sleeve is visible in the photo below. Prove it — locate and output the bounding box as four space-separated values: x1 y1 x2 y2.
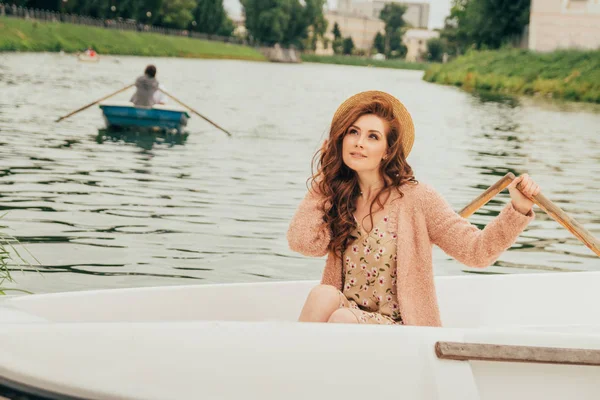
422 184 534 268
287 188 331 257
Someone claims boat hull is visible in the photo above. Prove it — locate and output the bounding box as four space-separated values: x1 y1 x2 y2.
77 54 99 63
1 272 599 399
99 102 190 132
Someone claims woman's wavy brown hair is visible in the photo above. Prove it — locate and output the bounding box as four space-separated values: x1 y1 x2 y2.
310 95 417 257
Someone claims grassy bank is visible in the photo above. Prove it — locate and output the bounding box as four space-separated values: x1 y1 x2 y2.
0 17 266 61
302 54 430 71
423 49 600 104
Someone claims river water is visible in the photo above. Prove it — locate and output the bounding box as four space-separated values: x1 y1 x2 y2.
0 53 599 294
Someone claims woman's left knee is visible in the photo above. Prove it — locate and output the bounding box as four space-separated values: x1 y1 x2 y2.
327 308 358 324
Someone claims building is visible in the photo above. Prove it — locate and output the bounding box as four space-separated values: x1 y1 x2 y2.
529 0 600 52
336 0 430 29
321 10 385 53
317 0 430 54
402 28 439 61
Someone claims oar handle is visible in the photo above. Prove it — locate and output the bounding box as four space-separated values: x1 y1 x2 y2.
459 173 515 218
461 172 600 257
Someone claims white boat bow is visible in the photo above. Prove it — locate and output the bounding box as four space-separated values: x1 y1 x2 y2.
1 272 599 399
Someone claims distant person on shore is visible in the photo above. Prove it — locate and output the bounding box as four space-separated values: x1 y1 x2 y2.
130 65 159 107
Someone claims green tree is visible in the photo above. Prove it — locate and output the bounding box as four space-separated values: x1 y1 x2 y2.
373 31 385 54
440 0 470 55
241 0 290 45
160 0 196 29
193 0 234 36
303 0 328 50
332 21 341 40
388 27 407 58
342 36 354 55
61 0 111 18
332 38 343 54
440 0 530 52
426 37 445 62
282 0 306 46
21 0 60 11
379 3 407 56
242 0 325 48
217 17 235 36
120 0 163 24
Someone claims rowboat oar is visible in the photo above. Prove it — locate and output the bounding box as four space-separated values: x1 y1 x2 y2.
460 172 600 257
55 84 134 123
159 89 232 137
459 173 516 218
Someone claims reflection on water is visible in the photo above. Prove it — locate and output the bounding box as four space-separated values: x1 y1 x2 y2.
0 53 599 294
472 90 521 108
96 128 189 150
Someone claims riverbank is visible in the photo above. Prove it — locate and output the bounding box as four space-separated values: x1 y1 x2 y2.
423 49 600 104
0 17 266 61
301 54 429 70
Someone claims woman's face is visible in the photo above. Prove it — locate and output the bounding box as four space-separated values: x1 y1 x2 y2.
342 114 388 173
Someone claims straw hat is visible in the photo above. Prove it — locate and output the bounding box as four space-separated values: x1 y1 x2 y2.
332 91 415 157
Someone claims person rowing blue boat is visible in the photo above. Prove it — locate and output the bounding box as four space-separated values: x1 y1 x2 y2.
130 65 159 107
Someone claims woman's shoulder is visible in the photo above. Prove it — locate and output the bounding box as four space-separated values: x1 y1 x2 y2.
394 180 438 200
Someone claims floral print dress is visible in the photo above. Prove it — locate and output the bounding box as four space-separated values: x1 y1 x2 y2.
340 215 402 325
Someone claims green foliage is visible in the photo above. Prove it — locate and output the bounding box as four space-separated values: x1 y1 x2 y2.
241 0 325 48
342 36 354 55
217 16 235 37
441 0 530 54
0 17 266 60
112 0 162 23
379 3 406 56
332 37 343 54
159 0 196 29
387 27 406 58
193 0 234 36
426 38 445 62
373 31 385 54
423 48 600 104
0 215 36 295
304 0 327 48
379 3 407 32
301 54 430 70
332 21 341 40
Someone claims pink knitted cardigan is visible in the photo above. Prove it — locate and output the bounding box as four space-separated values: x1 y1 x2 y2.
287 182 534 327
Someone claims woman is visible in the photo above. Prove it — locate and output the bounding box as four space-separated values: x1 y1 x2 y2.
287 91 540 327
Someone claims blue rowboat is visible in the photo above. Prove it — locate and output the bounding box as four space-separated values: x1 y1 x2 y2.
99 101 190 133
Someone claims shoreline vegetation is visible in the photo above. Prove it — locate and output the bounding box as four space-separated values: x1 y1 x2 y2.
423 49 600 104
300 54 430 71
0 17 266 61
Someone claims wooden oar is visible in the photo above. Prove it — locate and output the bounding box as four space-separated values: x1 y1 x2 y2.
159 89 232 137
55 84 134 123
460 172 600 257
459 173 516 218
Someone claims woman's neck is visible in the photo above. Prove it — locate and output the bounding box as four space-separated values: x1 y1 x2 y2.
357 171 384 201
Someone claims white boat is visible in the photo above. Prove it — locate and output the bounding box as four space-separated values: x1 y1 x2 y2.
77 53 100 63
1 271 599 399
